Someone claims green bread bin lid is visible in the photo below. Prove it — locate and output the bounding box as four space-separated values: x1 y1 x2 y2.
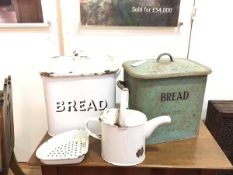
122 53 212 79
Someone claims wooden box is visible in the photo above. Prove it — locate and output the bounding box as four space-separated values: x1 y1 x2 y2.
205 100 233 161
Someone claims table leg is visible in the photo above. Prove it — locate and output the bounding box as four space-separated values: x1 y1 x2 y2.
10 152 26 175
41 166 58 175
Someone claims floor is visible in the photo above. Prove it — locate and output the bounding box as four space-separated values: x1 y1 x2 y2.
8 163 42 175
0 4 17 23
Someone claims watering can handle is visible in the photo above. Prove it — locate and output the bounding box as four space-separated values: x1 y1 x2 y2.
157 53 174 62
117 81 129 110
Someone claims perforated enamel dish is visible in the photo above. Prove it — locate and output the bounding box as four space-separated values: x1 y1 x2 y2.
36 129 89 165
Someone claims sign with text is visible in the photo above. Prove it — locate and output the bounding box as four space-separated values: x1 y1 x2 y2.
80 0 181 27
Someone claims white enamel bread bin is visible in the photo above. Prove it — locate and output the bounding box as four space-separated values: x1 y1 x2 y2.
40 53 120 136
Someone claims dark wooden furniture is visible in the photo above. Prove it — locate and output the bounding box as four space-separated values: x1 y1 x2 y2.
0 76 25 175
205 100 233 174
29 122 233 175
0 0 11 6
205 100 233 160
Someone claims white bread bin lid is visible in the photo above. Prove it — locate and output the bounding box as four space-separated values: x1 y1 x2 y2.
40 52 119 77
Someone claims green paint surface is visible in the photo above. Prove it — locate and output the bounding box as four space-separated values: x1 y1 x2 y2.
122 57 211 144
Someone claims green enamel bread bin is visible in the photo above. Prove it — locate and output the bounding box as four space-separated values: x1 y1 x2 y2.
120 53 212 144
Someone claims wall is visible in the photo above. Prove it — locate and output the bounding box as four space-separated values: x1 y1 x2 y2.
189 0 233 118
61 0 194 58
0 0 60 161
0 0 195 161
60 0 195 102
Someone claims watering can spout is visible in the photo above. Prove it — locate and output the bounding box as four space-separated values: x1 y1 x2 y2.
145 116 171 138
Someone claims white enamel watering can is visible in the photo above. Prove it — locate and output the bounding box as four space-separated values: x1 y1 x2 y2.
85 88 171 166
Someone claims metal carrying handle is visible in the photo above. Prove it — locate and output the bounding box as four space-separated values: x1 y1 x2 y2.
157 53 174 62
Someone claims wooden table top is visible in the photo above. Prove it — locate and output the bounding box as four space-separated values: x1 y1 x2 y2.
29 122 233 170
